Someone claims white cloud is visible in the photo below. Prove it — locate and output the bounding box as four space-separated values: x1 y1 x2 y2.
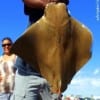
64 68 100 96
70 76 100 88
64 77 100 96
93 68 100 75
91 79 100 87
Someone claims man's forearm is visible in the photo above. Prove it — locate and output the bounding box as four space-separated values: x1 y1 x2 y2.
23 0 60 9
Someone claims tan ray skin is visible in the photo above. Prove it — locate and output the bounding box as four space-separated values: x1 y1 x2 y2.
11 3 92 93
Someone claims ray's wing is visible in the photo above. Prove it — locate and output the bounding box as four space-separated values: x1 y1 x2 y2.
71 17 92 71
10 22 41 71
61 17 92 92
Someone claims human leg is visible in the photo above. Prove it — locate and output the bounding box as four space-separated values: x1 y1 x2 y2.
11 73 61 100
10 72 43 100
10 57 61 100
0 93 11 100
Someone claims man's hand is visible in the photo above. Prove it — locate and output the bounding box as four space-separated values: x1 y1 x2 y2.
41 0 60 7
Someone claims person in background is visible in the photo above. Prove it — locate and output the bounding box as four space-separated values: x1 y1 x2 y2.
0 37 17 100
11 0 69 100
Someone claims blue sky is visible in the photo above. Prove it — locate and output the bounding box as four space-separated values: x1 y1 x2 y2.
0 0 100 97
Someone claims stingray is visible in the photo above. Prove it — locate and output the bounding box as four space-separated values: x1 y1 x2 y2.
11 3 92 93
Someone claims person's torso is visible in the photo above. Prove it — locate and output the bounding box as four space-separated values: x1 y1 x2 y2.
15 57 41 76
0 56 16 93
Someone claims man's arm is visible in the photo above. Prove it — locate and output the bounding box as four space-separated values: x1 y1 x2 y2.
23 0 59 9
